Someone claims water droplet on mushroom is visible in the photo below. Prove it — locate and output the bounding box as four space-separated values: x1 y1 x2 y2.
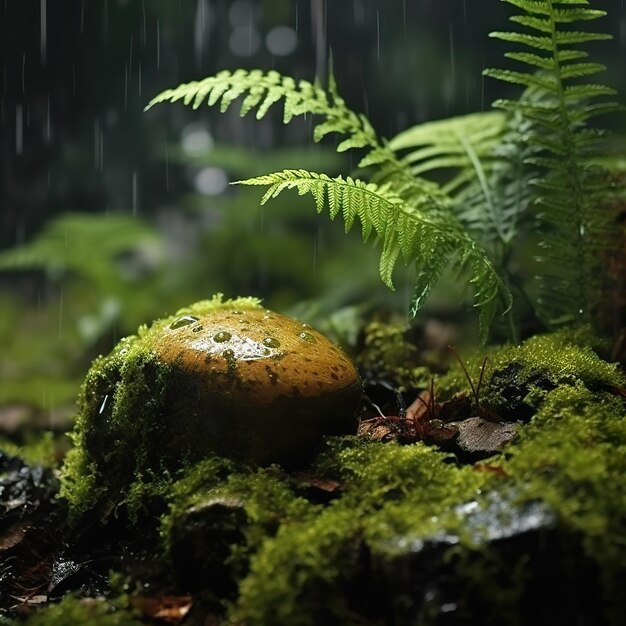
170 315 200 329
263 337 281 348
299 331 316 343
213 331 232 343
222 349 235 359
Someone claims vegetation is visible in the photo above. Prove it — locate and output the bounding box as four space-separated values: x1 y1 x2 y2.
148 0 623 343
151 330 626 626
2 2 625 625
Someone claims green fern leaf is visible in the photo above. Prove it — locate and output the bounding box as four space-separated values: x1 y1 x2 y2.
389 112 507 197
510 15 552 33
485 0 621 327
503 0 550 15
483 68 556 90
0 213 160 290
504 51 554 70
553 8 607 23
555 30 612 45
489 31 554 50
235 169 509 340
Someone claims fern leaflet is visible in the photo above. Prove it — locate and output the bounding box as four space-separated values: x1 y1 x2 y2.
236 170 510 342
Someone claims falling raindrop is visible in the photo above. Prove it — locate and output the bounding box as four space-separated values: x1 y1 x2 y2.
15 104 23 154
129 34 134 83
103 0 109 41
40 0 47 65
376 10 381 62
94 118 100 168
45 95 51 143
58 289 64 338
449 23 456 85
311 0 327 81
141 1 147 46
132 171 139 214
194 0 211 69
124 63 128 110
99 394 109 415
164 143 169 191
156 19 161 69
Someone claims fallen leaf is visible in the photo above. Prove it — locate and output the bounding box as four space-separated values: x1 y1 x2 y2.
130 595 192 623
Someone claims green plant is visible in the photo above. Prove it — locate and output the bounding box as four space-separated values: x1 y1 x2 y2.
146 0 622 343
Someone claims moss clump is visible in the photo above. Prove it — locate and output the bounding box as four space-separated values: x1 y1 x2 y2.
163 438 487 625
22 596 141 626
55 325 625 625
357 318 431 390
502 384 626 620
438 327 624 415
159 330 626 626
60 294 360 519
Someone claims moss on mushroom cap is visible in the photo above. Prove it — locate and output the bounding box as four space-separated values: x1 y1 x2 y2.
60 295 361 517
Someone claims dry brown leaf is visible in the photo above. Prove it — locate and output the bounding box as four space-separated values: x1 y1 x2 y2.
130 595 193 623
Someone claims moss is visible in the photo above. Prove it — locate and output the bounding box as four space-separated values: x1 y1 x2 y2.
59 296 266 517
222 440 487 625
357 318 430 390
438 327 625 414
58 325 626 624
210 332 625 625
60 293 360 519
21 596 141 626
0 432 57 467
501 384 626 616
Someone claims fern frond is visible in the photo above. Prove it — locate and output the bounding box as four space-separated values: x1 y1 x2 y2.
485 0 621 327
0 213 159 289
388 112 507 194
146 69 383 162
236 170 510 341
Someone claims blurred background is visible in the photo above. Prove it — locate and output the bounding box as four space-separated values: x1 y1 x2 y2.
0 0 625 434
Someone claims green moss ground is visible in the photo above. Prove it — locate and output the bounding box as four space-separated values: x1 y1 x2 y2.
42 327 626 625
159 329 626 625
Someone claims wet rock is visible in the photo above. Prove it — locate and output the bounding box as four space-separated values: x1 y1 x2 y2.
372 491 604 626
169 496 248 594
151 302 362 463
61 295 361 515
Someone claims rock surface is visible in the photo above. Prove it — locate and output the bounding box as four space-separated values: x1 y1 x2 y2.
61 295 362 515
144 299 362 464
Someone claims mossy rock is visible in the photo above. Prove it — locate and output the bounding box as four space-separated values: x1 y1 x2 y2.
60 295 361 516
